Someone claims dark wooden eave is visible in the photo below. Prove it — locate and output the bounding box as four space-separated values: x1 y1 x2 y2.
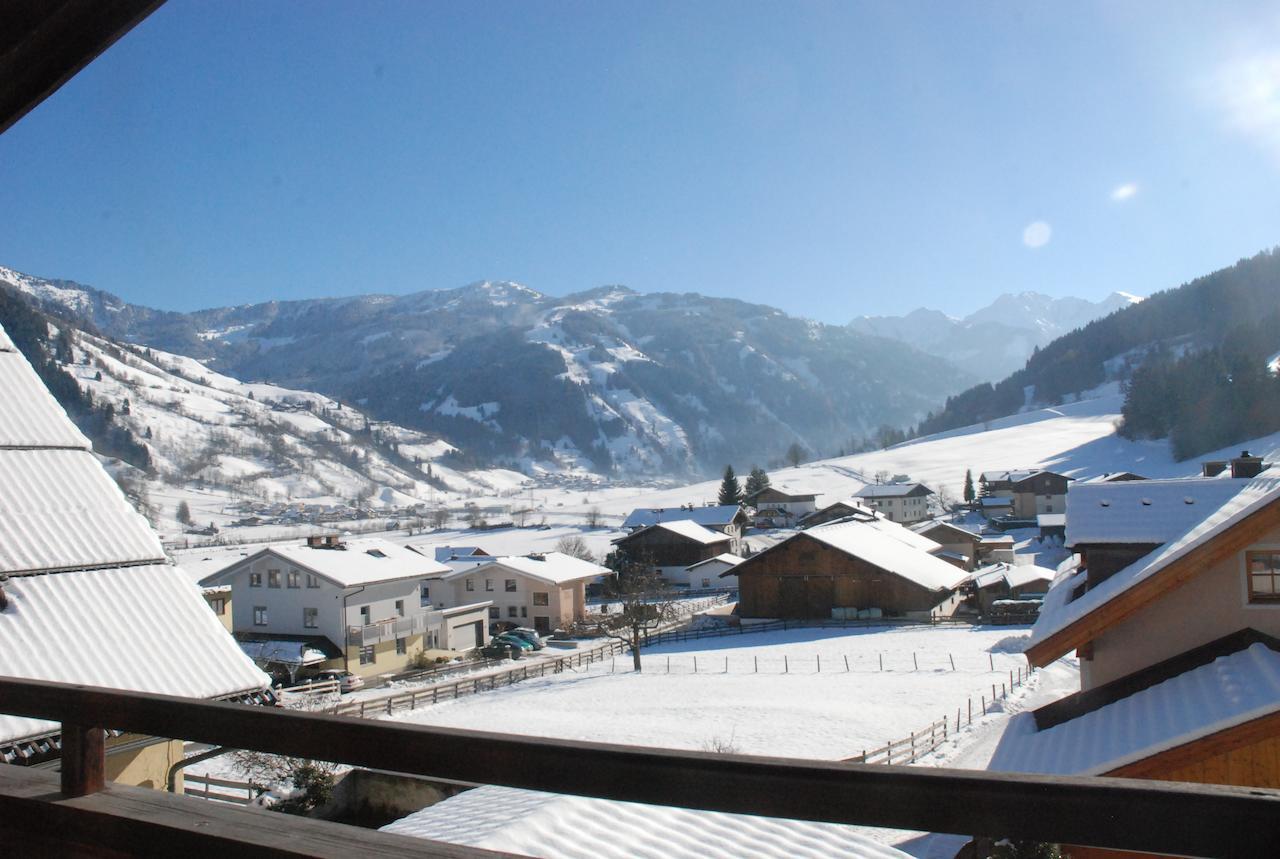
0 0 167 135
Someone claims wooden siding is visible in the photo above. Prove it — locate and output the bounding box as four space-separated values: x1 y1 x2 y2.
736 534 948 619
613 528 730 569
1065 712 1280 859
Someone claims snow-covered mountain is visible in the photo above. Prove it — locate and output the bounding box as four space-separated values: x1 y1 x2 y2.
850 291 1143 381
1 267 975 476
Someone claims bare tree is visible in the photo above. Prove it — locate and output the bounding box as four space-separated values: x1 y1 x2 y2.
785 442 807 468
584 506 603 528
591 556 679 672
554 534 595 562
429 507 450 529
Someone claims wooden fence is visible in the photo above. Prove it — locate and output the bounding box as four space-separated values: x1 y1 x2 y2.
183 772 261 805
847 664 1035 766
644 615 973 648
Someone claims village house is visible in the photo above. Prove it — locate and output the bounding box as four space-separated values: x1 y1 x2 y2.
422 551 608 635
992 471 1280 856
622 504 750 550
0 323 269 789
732 518 966 619
980 469 1072 519
853 482 934 524
201 536 491 680
964 561 1055 617
797 498 876 529
681 553 744 589
612 520 734 582
911 519 983 571
743 486 818 527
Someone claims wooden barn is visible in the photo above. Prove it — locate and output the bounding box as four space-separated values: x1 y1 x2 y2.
732 520 966 620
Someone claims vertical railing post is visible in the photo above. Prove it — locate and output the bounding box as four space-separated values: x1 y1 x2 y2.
60 723 105 797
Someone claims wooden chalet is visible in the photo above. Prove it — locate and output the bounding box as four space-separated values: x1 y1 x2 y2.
611 520 732 578
994 474 1280 856
733 519 965 619
797 498 875 529
980 469 1072 519
912 520 982 571
744 486 818 527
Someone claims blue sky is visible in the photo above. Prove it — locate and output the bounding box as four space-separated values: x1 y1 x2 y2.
2 1 1279 321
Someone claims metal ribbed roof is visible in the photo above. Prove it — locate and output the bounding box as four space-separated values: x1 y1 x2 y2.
0 564 271 746
0 448 164 574
0 348 91 449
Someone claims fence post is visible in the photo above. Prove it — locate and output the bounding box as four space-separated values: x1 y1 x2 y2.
989 653 994 671
694 656 698 673
968 698 972 725
879 653 884 672
913 652 918 671
949 653 955 671
724 656 728 673
754 655 758 673
993 683 997 702
784 655 789 674
982 694 986 714
1010 670 1014 691
60 724 105 797
844 655 850 672
817 654 821 673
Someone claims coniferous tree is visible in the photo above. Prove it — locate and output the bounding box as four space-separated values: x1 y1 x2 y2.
963 469 975 503
718 465 743 506
744 466 771 500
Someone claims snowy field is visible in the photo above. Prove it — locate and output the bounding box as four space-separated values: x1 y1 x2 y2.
388 625 1070 761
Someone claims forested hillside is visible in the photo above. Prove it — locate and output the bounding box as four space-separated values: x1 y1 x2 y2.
917 249 1280 459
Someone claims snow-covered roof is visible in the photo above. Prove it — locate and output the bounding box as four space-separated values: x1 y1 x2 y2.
205 538 450 588
798 520 965 591
1036 513 1065 527
0 348 91 448
0 326 13 351
382 784 910 859
431 545 489 562
0 448 166 574
912 519 980 540
619 519 732 546
854 482 931 498
981 468 1067 485
1032 476 1280 650
990 643 1280 776
1064 477 1250 547
0 563 271 749
464 552 611 586
622 505 744 530
687 552 744 572
971 562 1055 591
0 320 269 750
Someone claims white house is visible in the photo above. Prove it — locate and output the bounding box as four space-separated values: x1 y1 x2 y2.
853 483 934 524
424 551 609 635
201 536 491 679
683 553 744 589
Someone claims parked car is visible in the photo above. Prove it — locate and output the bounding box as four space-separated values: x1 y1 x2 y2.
506 628 545 650
480 642 514 660
493 633 534 652
312 669 364 694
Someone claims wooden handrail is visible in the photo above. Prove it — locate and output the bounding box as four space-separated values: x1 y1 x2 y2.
3 675 1280 856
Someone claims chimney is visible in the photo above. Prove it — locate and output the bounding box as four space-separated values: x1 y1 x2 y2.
1201 460 1227 478
1231 451 1265 479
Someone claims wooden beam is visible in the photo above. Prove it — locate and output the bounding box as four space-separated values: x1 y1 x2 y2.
0 0 167 135
1026 499 1280 667
0 765 510 858
59 723 105 797
3 676 1280 856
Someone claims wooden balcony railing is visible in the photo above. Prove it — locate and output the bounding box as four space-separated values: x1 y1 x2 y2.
2 675 1279 857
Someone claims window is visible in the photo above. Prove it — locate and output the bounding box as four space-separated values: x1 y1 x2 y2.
521 606 527 618
465 579 475 591
359 646 376 665
395 637 407 655
249 571 262 587
508 606 518 617
485 579 494 591
360 605 371 625
267 569 281 588
208 597 226 615
1248 551 1280 603
505 579 517 592
420 583 431 606
306 573 321 588
253 606 268 626
395 599 405 617
303 607 318 628
533 592 549 606
702 578 711 588
799 551 817 563
489 606 500 619
287 570 300 588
